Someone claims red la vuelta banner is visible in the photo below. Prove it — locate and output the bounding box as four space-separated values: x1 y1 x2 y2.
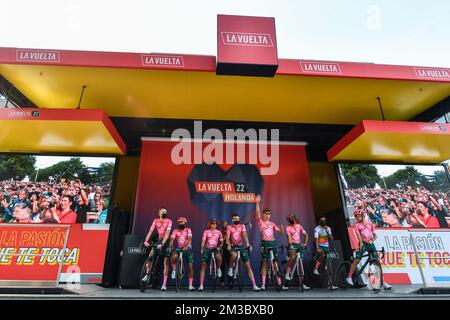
0 224 109 283
0 224 70 282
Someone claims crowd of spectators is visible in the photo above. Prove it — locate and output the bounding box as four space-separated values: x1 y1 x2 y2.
344 187 450 228
0 179 111 224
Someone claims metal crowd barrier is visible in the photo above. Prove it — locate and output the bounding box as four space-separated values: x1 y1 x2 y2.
409 229 450 290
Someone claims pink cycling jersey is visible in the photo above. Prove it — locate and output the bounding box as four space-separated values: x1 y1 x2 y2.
151 218 173 239
354 221 376 243
202 229 223 249
227 224 247 246
171 228 192 248
286 224 305 244
257 218 278 241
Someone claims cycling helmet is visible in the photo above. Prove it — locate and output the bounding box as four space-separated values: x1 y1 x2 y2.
207 218 217 226
177 217 187 224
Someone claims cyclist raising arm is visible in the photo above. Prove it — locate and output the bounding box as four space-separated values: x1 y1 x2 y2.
143 207 172 291
255 195 284 291
285 214 310 290
347 210 391 290
226 213 261 291
170 217 195 291
198 219 223 292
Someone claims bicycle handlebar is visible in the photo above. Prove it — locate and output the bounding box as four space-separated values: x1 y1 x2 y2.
140 241 155 251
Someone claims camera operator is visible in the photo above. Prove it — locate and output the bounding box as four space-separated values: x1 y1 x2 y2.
33 195 58 221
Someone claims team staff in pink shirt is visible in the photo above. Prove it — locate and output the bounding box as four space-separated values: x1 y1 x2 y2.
143 207 173 291
255 195 284 291
198 218 223 292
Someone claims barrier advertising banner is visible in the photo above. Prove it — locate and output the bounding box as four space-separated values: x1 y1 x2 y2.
0 224 70 284
348 227 450 285
133 137 316 284
60 224 110 283
0 223 109 284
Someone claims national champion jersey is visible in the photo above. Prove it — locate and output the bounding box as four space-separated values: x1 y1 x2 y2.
353 221 375 243
286 224 305 244
171 228 192 248
151 218 173 239
314 225 332 248
202 229 223 249
257 218 278 241
227 224 246 246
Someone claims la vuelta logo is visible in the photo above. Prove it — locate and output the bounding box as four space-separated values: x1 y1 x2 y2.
300 61 342 74
16 49 60 63
221 32 273 47
419 124 448 132
141 54 184 67
414 67 450 80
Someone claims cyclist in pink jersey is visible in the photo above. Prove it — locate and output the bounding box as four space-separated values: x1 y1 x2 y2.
143 207 173 291
169 217 195 291
346 210 391 289
226 213 260 291
284 214 311 290
255 195 284 291
198 218 223 292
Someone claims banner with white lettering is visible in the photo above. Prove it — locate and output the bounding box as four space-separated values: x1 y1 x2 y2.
348 228 450 285
0 224 109 284
133 139 316 285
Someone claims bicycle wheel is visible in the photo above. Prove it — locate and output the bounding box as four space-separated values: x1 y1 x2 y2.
228 271 234 290
139 256 153 293
271 260 283 292
175 256 183 292
367 258 383 293
325 258 334 290
228 260 235 290
236 262 243 292
151 253 163 289
335 261 351 289
297 261 304 292
211 259 217 293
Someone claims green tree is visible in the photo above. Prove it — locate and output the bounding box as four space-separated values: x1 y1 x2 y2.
417 169 449 192
76 162 115 186
340 164 381 188
97 162 115 184
383 166 422 189
433 169 450 192
34 158 85 182
0 155 36 180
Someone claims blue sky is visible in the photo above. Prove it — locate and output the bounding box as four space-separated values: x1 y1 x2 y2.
2 0 449 67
